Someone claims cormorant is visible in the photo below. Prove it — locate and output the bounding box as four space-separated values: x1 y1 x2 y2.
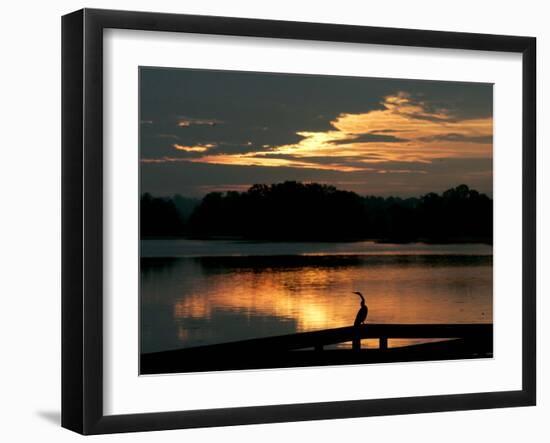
353 291 368 326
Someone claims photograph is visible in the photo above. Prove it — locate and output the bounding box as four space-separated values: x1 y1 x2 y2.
55 5 538 436
139 67 494 374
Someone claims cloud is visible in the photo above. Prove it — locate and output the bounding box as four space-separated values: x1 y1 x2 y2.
173 143 217 153
146 91 492 174
256 92 492 166
177 117 223 127
207 142 277 155
187 153 362 172
329 133 409 144
418 133 493 144
141 157 189 164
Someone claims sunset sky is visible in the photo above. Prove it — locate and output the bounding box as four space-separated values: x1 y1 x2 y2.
140 68 493 197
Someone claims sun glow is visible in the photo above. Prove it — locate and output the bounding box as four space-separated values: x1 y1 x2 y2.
168 261 493 344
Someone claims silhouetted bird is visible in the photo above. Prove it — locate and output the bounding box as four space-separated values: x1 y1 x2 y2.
353 291 368 326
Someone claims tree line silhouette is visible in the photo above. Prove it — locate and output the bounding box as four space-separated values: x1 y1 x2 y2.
141 182 492 243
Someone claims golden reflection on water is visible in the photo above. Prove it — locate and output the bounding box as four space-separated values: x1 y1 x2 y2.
141 255 492 352
172 264 491 327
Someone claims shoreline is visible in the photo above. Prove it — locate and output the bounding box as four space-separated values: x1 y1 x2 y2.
140 235 493 245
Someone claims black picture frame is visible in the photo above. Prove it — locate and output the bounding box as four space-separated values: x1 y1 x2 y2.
62 8 536 435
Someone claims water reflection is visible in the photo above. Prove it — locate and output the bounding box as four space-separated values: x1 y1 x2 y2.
141 247 492 354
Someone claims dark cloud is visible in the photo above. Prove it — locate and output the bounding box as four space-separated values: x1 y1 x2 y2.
258 153 385 162
419 133 493 144
330 133 409 144
370 129 402 134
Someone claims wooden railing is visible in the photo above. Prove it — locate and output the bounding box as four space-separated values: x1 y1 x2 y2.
150 323 493 355
141 323 493 374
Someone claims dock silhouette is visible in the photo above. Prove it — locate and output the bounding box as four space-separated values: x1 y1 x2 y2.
141 323 493 374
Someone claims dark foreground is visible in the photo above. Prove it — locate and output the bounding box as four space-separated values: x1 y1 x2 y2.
141 323 493 374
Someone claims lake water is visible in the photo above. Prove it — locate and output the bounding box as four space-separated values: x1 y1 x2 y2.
141 240 492 354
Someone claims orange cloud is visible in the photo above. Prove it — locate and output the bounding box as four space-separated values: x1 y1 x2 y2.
173 143 217 153
171 92 492 171
192 153 364 171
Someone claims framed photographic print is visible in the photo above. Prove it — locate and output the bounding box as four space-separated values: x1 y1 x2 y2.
62 8 536 435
